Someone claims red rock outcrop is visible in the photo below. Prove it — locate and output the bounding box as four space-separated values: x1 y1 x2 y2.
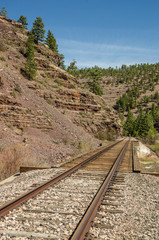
0 96 53 130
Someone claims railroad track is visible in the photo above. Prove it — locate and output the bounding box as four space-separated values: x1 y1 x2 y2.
0 138 132 239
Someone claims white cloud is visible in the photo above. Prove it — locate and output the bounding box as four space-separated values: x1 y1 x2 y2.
59 39 154 52
58 39 159 68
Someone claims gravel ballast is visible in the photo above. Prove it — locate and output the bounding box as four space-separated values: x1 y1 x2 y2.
0 170 158 239
88 173 159 240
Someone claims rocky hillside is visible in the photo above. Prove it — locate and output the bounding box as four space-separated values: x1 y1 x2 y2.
78 65 159 111
77 64 159 135
0 16 122 181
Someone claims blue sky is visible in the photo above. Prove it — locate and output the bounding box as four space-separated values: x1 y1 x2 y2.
1 0 159 68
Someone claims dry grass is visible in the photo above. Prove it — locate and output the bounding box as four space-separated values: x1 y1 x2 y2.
0 145 22 181
0 41 7 52
77 140 93 155
0 144 38 181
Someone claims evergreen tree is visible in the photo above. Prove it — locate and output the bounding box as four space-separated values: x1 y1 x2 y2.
88 80 103 96
25 33 37 80
123 111 135 136
135 111 156 137
0 7 7 17
59 54 66 70
67 60 78 75
82 66 104 96
45 30 58 53
32 17 45 43
87 66 103 81
17 15 28 29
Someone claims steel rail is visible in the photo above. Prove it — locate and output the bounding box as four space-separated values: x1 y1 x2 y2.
69 140 129 240
132 141 135 172
0 139 124 217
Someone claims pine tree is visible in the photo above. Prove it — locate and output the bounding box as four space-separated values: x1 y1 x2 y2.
25 33 37 80
88 66 103 81
135 111 156 137
88 79 103 96
67 60 78 74
0 7 7 18
32 17 45 43
45 30 58 53
59 54 66 70
17 16 28 29
123 111 135 136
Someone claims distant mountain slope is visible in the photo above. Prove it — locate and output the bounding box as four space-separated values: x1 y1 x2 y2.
77 64 159 109
77 64 159 134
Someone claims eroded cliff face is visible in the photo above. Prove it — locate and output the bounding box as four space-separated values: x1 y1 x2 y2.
0 16 122 180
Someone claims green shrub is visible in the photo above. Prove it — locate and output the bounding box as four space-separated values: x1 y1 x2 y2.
0 56 6 61
79 112 87 117
151 144 159 152
78 141 82 149
25 109 31 114
12 91 16 98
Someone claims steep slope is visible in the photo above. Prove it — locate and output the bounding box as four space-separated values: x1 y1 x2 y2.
78 65 159 110
77 64 159 141
100 65 159 134
0 16 122 180
101 65 159 111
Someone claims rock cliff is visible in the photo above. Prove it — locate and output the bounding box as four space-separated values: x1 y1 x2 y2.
0 16 122 180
